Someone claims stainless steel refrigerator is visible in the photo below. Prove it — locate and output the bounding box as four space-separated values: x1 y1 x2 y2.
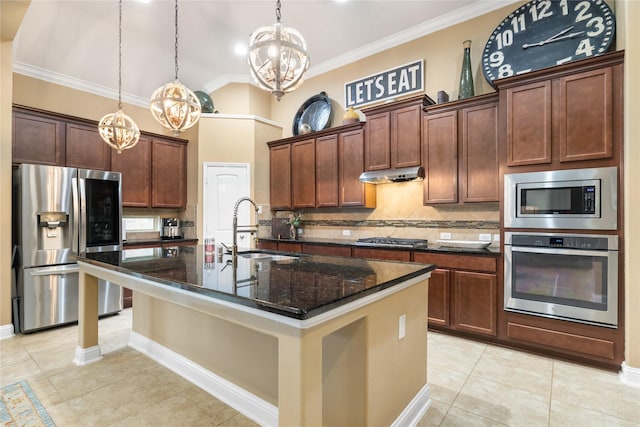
12 164 123 333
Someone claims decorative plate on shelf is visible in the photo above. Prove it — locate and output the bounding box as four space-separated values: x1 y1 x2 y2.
292 91 332 136
436 240 491 249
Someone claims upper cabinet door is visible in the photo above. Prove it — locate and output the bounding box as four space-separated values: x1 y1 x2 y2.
557 67 614 162
65 122 112 170
391 104 421 168
364 112 391 171
340 128 376 208
291 138 316 208
423 111 458 204
269 144 292 210
12 109 65 166
504 81 552 166
111 136 152 207
152 139 187 209
315 134 339 208
460 100 499 203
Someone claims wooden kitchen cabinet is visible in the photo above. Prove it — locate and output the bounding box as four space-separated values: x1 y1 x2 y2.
423 94 499 204
315 134 339 208
151 139 187 209
414 252 497 337
427 268 450 327
291 138 316 208
267 123 373 211
452 270 497 336
111 136 152 207
65 122 112 170
423 110 458 203
363 96 422 171
12 108 65 166
339 128 376 208
269 143 292 210
498 51 623 168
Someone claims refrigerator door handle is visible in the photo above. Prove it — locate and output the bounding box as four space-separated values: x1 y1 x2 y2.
28 265 80 276
77 176 87 253
72 177 79 254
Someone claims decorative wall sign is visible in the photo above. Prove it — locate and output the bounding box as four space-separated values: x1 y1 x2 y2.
344 60 423 108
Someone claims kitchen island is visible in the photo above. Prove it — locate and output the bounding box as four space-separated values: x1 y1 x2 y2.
75 246 434 427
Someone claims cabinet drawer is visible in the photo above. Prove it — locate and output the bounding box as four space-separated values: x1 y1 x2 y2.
352 247 410 262
507 322 615 360
413 252 496 273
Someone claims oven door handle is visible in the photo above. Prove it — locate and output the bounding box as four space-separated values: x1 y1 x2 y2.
509 246 612 257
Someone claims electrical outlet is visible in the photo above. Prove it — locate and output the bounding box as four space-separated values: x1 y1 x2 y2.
257 205 263 214
398 314 406 340
493 234 500 242
439 232 451 240
342 230 351 236
479 233 492 241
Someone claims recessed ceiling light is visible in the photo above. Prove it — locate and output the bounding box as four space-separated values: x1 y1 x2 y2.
234 43 248 56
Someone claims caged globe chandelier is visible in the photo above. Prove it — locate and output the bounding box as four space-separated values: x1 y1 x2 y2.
149 0 201 135
98 0 140 154
247 0 310 101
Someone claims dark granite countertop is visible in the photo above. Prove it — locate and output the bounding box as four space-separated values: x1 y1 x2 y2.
77 246 434 320
260 236 501 256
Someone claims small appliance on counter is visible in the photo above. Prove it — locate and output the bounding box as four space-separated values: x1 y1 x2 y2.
161 217 182 240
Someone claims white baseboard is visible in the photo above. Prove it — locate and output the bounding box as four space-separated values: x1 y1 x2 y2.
73 345 103 366
619 362 640 388
0 323 15 340
129 331 278 427
390 384 432 427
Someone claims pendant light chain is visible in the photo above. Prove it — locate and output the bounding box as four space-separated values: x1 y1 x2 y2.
174 0 179 80
149 0 201 134
117 0 123 110
98 0 140 153
276 0 281 22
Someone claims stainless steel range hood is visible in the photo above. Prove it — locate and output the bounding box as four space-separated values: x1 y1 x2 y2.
359 166 425 184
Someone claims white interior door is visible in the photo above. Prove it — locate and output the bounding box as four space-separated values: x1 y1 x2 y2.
203 163 250 249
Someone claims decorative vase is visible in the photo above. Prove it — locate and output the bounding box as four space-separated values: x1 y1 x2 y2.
458 40 474 100
290 224 297 240
342 106 360 124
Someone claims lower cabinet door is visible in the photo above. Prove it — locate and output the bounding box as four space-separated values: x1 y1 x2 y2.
427 268 450 327
452 270 497 336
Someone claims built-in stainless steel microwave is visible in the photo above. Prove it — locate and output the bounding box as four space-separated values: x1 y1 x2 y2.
504 167 617 230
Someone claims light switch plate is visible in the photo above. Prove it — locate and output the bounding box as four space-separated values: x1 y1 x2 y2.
342 230 351 236
439 232 451 240
398 314 406 340
479 234 492 241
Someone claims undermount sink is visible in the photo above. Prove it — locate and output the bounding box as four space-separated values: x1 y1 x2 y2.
239 252 299 261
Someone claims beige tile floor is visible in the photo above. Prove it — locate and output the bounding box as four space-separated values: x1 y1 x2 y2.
1 308 639 426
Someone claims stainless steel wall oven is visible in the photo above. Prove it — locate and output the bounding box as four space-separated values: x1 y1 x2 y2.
504 232 618 328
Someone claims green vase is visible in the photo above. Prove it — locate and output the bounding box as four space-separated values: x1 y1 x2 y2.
458 40 474 99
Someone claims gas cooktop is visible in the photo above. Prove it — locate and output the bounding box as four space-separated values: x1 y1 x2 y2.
354 237 428 248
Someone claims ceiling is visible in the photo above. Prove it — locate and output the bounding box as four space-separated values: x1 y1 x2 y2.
12 0 518 107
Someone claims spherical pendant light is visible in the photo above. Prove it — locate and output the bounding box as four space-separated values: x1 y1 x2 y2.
150 80 201 135
150 0 201 135
98 0 140 153
247 0 310 101
99 109 140 154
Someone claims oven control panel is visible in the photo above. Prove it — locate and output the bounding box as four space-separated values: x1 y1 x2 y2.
507 233 616 251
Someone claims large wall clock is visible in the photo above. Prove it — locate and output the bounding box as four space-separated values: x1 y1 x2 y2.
482 0 615 86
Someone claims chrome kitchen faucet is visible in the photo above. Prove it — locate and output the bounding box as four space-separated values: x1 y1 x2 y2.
231 197 259 258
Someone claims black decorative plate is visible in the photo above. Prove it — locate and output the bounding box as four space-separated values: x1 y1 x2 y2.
292 92 332 135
